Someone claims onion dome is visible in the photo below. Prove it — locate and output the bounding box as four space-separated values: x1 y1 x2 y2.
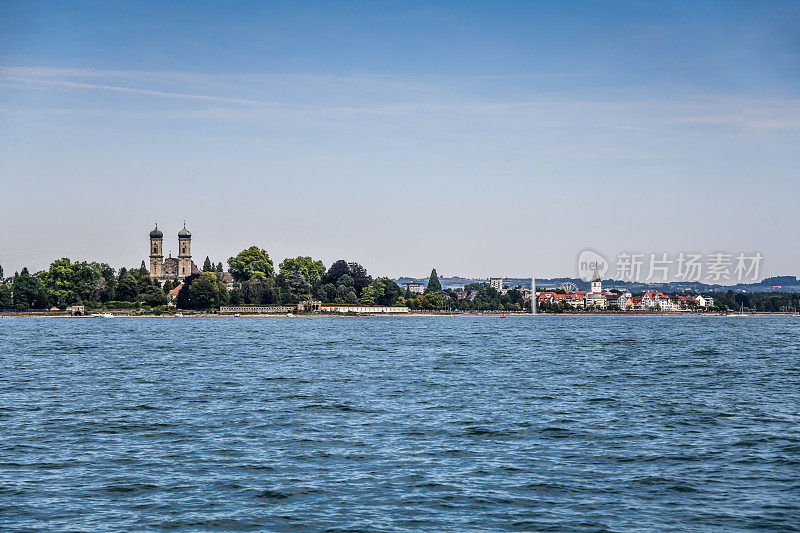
150 223 163 239
178 222 191 238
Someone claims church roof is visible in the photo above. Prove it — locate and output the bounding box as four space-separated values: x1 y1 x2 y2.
149 223 163 239
178 222 191 238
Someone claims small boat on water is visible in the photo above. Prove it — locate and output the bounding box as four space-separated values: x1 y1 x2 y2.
93 312 113 318
234 313 240 317
727 303 748 317
286 313 294 317
174 312 183 317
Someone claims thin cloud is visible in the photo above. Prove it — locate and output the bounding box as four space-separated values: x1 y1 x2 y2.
2 75 278 106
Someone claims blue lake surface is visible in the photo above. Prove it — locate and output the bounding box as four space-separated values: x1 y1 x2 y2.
1 316 799 531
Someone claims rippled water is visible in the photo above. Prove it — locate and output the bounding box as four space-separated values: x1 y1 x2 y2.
1 316 798 531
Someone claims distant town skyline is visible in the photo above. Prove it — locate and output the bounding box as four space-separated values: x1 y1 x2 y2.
1 1 799 278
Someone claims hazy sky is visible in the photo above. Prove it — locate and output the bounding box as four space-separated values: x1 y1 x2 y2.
1 1 799 279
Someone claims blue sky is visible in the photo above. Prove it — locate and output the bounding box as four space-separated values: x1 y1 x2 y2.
1 1 799 278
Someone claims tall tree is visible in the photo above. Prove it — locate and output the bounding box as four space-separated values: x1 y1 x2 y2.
241 277 276 305
142 284 168 306
369 278 403 306
359 284 378 305
283 271 312 303
203 256 213 272
116 272 139 302
228 247 274 282
280 257 326 287
215 262 224 273
347 262 372 296
12 268 46 309
425 268 442 293
188 273 222 310
0 283 11 308
0 264 4 280
176 273 200 309
322 260 350 285
422 292 444 310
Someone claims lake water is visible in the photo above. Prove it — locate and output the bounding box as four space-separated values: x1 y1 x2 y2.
1 316 798 531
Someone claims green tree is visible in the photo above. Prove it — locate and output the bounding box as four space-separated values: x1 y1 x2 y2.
215 262 224 273
0 283 12 308
228 247 274 282
12 268 47 309
42 258 79 306
242 277 276 305
359 284 378 305
319 283 337 302
283 271 312 303
279 257 326 287
228 286 244 305
337 274 354 289
321 260 350 285
347 262 372 295
116 272 139 302
321 260 371 296
203 256 213 272
161 279 174 294
422 292 444 310
97 263 116 301
189 273 222 310
376 278 402 306
141 284 168 306
425 268 442 293
0 264 4 280
345 290 358 304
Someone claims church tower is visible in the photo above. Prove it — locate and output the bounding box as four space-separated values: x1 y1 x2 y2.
177 222 192 278
591 269 602 294
149 223 163 279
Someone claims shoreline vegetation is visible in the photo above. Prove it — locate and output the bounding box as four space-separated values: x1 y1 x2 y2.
1 247 799 317
2 310 799 318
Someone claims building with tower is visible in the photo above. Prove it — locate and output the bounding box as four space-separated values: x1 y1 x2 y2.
149 222 200 284
585 269 608 308
590 270 602 294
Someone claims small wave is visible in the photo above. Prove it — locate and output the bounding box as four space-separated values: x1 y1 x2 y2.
255 489 290 500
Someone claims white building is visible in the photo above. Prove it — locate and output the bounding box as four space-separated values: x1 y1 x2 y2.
584 292 608 309
402 281 425 294
641 292 679 311
489 277 503 292
695 295 714 308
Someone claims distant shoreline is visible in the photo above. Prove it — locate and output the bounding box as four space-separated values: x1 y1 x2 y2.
2 311 798 319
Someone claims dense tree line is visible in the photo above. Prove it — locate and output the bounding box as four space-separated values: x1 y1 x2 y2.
0 259 172 310
5 255 792 313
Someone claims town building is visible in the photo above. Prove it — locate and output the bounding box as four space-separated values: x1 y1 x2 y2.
607 292 633 309
640 292 679 311
149 223 200 284
584 292 608 309
402 281 425 294
695 295 714 308
583 270 608 308
489 277 503 291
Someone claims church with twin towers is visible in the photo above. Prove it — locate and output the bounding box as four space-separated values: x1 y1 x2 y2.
148 222 200 284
